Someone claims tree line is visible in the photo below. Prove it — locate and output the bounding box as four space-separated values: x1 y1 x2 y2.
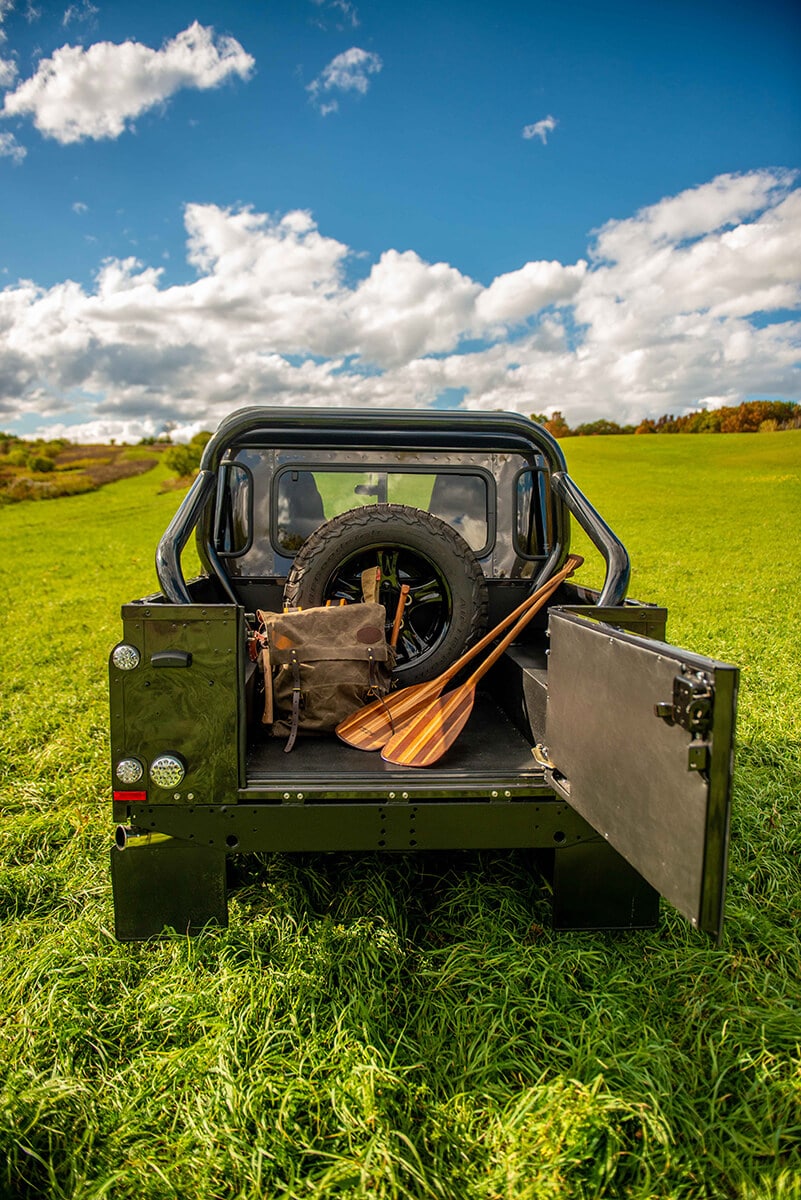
532 400 800 439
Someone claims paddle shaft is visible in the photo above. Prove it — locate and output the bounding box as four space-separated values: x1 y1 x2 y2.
464 554 582 688
336 554 581 750
423 553 584 693
380 554 583 767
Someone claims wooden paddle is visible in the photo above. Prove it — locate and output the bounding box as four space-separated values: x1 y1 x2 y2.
379 554 584 767
336 554 583 751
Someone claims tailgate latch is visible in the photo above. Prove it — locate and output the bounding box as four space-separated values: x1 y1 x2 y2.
655 672 714 772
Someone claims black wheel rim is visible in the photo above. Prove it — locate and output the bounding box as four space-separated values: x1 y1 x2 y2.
321 543 454 675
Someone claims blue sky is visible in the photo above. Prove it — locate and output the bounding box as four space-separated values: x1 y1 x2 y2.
1 0 799 441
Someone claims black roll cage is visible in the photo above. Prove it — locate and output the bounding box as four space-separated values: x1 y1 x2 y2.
155 407 630 610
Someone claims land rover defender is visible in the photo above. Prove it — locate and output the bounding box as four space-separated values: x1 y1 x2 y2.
109 408 737 941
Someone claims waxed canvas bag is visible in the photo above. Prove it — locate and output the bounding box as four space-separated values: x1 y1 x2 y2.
256 603 394 752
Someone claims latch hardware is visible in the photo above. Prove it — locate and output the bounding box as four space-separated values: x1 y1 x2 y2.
655 672 714 772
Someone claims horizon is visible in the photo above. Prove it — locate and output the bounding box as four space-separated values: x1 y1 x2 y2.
1 0 799 444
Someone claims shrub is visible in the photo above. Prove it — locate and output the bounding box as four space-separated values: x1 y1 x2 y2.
163 444 199 479
25 454 55 473
1 475 97 502
163 431 213 479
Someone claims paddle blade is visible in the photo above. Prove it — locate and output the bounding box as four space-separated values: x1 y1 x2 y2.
336 676 446 750
336 701 395 751
380 685 476 767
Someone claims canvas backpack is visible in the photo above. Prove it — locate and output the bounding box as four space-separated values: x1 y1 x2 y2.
256 603 394 752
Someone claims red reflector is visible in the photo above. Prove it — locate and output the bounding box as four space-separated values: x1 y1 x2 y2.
113 790 147 802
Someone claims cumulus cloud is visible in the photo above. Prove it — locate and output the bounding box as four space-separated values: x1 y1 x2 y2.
523 115 557 144
0 170 798 442
1 21 255 144
307 46 381 114
475 260 586 326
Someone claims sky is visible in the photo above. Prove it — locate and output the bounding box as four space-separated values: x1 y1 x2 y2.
0 0 799 443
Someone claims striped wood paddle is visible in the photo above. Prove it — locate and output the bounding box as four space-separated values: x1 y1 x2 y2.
336 555 582 752
379 555 583 768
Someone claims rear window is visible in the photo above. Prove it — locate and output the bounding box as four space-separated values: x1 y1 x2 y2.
274 468 490 555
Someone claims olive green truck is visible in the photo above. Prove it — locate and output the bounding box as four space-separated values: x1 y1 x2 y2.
109 408 738 941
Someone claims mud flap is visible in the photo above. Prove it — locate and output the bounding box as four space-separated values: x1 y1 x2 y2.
551 839 660 930
110 840 228 941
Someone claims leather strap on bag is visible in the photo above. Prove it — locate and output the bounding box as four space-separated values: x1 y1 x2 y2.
284 648 302 754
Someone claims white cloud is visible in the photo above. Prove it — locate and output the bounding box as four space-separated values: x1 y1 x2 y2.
307 46 381 113
475 260 586 326
523 115 557 144
0 0 17 88
0 128 24 161
72 199 87 213
0 55 16 87
0 170 798 441
310 0 359 30
2 21 255 144
62 0 97 26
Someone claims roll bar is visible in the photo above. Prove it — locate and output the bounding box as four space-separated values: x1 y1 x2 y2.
550 472 630 606
155 408 629 607
155 469 216 605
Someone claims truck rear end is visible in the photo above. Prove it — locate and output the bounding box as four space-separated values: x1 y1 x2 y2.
109 408 736 942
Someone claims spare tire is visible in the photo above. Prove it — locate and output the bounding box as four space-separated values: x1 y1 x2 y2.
283 504 488 685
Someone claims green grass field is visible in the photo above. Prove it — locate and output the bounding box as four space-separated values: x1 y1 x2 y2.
0 434 799 1199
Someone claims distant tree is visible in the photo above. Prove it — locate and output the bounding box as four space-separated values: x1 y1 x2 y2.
163 445 198 479
542 411 573 439
163 431 213 479
573 419 626 436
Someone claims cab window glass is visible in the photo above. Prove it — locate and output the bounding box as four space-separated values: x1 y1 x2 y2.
213 463 251 555
515 469 549 557
274 469 488 553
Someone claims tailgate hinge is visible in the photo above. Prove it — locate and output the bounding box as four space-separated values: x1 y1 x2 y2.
532 743 571 801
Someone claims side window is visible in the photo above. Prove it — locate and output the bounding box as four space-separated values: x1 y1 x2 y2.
427 473 488 552
213 463 252 556
274 470 326 552
515 469 550 557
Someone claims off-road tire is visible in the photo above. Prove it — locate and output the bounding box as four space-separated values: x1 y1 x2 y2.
283 504 488 685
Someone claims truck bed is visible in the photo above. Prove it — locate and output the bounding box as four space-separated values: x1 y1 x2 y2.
243 692 548 801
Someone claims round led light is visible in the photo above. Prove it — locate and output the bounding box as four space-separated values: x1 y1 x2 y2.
149 754 185 789
115 758 144 784
112 643 141 671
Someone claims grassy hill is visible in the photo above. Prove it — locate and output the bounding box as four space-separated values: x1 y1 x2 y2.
0 440 169 504
0 436 799 1199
